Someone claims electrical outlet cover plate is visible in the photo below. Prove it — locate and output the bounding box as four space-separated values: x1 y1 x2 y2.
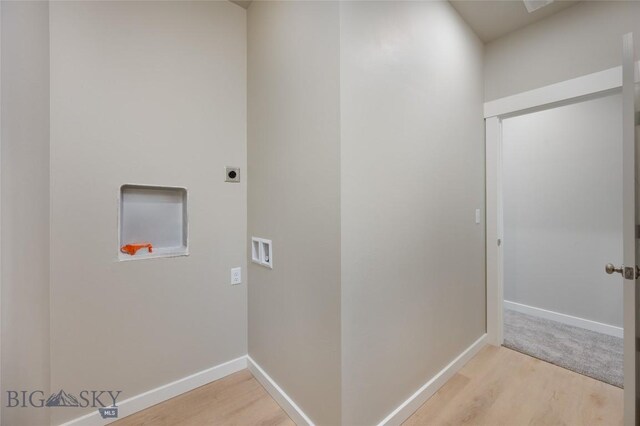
231 267 242 285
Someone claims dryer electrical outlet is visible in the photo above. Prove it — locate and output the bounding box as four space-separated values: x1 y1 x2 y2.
225 167 240 183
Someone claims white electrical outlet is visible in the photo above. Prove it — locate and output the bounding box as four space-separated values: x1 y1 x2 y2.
231 267 242 285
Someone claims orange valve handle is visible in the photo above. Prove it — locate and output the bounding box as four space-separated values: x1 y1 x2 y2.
120 243 153 256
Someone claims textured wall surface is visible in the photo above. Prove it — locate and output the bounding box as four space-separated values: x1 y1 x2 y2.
485 1 640 100
340 1 486 424
247 2 342 424
49 2 247 422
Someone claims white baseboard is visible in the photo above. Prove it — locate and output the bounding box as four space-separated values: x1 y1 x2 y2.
377 334 488 426
59 355 248 426
504 300 623 338
247 355 314 426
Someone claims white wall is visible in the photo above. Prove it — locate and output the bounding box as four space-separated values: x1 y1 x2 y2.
1 2 51 425
49 2 247 423
340 1 486 424
503 93 623 327
485 0 640 101
247 2 342 425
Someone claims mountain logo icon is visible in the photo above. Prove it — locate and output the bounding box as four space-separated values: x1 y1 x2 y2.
45 390 80 407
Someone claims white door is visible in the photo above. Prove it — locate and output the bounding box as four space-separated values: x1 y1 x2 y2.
620 32 639 426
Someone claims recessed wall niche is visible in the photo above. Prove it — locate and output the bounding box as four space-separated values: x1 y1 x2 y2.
119 185 188 260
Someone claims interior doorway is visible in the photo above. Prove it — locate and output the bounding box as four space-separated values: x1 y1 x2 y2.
500 93 623 387
484 65 630 382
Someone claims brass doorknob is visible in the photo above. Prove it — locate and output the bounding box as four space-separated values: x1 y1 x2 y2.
606 263 624 275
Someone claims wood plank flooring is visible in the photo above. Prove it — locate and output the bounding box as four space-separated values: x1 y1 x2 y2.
114 345 622 426
403 345 622 426
112 369 294 426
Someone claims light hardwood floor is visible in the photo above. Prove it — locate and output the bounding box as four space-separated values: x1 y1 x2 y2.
404 345 622 426
113 369 294 426
114 346 622 426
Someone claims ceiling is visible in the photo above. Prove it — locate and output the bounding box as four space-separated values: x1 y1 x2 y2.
449 0 581 43
229 0 580 44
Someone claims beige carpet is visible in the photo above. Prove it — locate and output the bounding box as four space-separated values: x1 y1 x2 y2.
503 308 623 388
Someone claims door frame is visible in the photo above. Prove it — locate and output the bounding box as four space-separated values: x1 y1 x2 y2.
484 65 630 347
